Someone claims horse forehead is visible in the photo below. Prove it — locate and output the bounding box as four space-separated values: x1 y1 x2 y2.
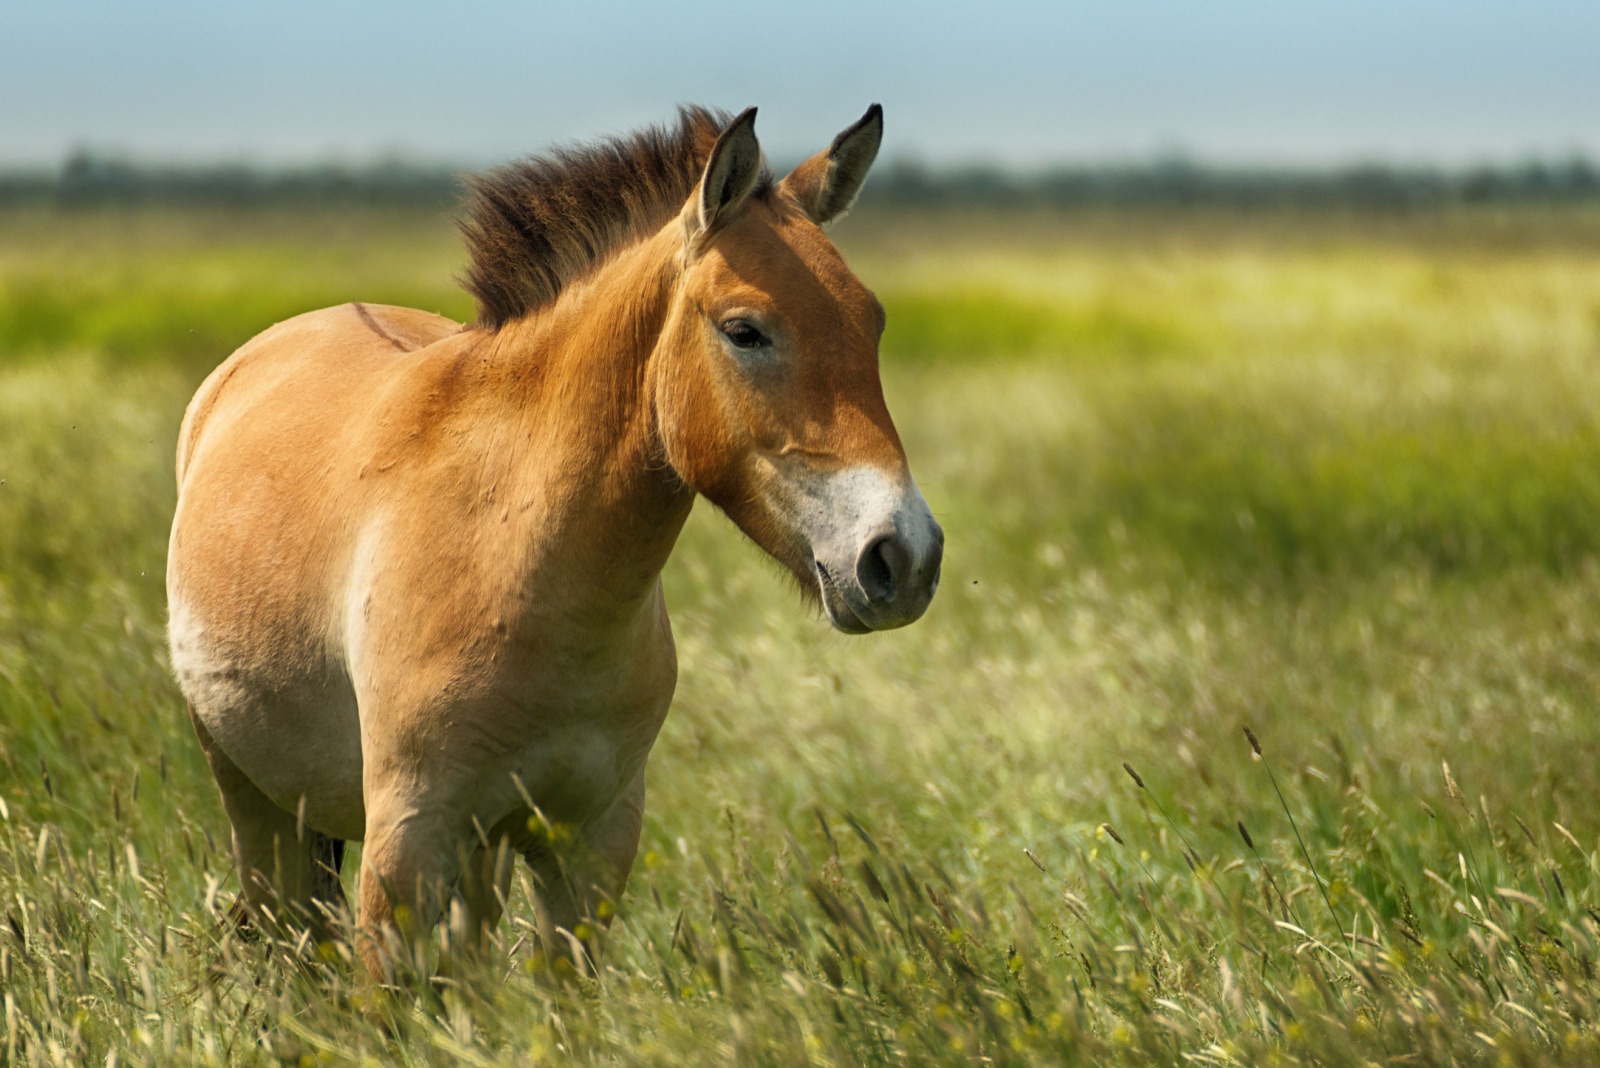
711 208 874 315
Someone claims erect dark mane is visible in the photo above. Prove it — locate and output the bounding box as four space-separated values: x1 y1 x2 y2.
460 106 772 328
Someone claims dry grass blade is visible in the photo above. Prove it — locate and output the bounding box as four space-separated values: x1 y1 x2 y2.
1242 724 1351 957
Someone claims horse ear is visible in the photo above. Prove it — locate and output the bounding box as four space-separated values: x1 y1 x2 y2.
779 104 883 225
688 107 762 243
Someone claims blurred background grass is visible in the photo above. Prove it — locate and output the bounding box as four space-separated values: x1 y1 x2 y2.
9 199 1600 580
7 196 1600 1063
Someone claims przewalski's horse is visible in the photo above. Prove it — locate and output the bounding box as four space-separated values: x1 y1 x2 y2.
166 105 943 979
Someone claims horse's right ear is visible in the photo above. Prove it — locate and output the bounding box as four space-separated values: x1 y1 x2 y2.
685 107 762 247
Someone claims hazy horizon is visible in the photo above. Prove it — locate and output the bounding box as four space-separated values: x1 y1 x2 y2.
6 1 1599 170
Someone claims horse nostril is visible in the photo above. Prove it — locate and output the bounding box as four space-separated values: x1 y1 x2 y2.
857 534 910 606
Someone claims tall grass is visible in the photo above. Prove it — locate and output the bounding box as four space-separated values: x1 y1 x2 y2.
5 203 1600 1063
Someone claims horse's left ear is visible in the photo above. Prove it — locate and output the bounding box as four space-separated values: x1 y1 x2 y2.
779 104 883 225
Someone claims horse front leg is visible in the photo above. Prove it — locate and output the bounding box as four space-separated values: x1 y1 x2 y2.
441 825 519 973
356 796 463 984
523 769 646 973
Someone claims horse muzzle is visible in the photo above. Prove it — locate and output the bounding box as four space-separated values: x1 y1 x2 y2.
806 470 944 634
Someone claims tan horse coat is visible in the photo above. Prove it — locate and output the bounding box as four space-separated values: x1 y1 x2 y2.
167 106 942 977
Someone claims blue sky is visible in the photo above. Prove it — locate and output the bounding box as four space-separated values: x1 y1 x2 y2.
4 0 1599 168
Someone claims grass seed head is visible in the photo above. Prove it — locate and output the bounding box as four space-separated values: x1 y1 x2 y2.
1122 762 1146 789
1100 823 1126 846
1237 821 1255 850
1243 726 1262 756
1442 760 1464 805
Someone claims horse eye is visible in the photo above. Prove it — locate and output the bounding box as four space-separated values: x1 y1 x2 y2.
721 319 767 350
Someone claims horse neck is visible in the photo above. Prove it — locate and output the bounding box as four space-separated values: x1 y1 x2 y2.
476 225 694 613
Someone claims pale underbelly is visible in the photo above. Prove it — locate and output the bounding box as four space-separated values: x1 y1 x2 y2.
171 603 666 843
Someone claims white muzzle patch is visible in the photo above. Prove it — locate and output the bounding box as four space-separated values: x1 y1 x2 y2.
768 463 944 633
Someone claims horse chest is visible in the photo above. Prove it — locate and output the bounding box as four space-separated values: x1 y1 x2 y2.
354 605 677 836
477 635 674 819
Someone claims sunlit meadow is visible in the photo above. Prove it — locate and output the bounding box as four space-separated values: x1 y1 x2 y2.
6 202 1600 1064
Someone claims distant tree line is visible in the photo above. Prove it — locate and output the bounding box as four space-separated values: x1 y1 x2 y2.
869 157 1600 209
4 150 1600 210
0 152 463 208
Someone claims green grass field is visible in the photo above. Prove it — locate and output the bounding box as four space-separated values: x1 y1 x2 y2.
6 201 1600 1064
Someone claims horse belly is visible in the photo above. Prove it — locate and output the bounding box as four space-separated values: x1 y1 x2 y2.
169 597 367 840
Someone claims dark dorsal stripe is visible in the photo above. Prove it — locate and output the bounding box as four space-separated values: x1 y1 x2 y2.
351 302 414 353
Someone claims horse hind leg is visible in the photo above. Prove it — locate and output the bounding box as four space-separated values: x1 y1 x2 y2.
186 703 346 949
222 830 346 948
307 831 350 942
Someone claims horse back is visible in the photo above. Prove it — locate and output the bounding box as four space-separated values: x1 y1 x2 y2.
176 302 461 485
